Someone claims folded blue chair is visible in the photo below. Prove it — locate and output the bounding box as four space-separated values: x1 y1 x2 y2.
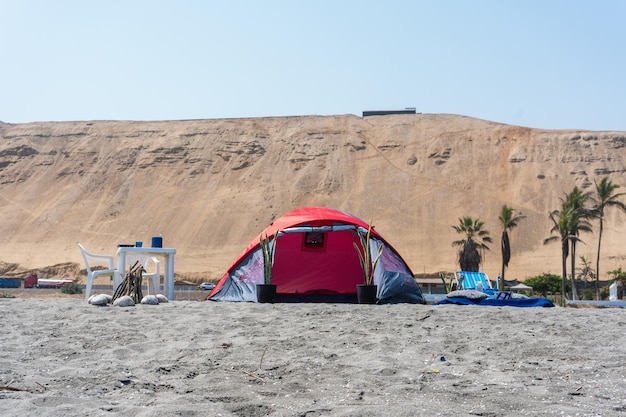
496 291 512 300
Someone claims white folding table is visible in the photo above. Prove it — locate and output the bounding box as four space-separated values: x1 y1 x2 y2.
116 247 177 300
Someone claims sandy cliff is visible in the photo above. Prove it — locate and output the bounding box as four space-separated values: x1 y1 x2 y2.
1 114 625 282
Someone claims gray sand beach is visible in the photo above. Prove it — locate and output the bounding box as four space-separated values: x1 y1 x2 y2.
1 298 625 416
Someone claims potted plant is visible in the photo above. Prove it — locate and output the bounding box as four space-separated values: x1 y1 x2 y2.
256 230 279 303
353 224 384 304
439 272 455 294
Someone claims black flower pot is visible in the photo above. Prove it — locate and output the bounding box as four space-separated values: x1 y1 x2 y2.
357 284 378 304
256 284 277 303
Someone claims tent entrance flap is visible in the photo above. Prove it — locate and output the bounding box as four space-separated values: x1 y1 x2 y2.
272 230 363 294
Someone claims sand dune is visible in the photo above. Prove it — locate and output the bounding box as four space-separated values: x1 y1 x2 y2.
1 114 626 283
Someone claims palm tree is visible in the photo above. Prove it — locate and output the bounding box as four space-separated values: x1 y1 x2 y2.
545 187 593 301
545 208 571 302
577 255 595 284
566 209 593 300
562 187 593 301
591 177 626 299
452 216 492 272
498 205 525 290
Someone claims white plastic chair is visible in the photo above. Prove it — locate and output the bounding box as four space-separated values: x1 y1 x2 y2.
78 243 121 300
125 255 161 295
609 282 618 301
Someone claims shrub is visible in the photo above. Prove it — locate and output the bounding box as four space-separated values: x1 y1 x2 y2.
580 288 594 300
600 286 610 300
524 273 567 297
61 283 83 295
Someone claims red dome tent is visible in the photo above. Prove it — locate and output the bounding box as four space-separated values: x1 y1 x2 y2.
208 207 425 303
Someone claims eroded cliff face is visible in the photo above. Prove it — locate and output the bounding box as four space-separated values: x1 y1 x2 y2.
1 114 625 281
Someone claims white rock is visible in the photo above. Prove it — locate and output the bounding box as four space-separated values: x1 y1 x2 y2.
141 295 159 305
89 294 110 306
156 294 169 303
113 295 135 307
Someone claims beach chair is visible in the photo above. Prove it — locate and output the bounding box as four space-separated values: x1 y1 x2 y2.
455 271 493 291
124 255 161 295
78 243 121 300
455 271 514 299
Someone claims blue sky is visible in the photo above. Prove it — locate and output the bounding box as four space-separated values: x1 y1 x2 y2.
1 1 625 131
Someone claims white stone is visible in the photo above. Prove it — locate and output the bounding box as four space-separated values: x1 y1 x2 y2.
113 295 135 307
156 294 169 303
141 295 159 305
89 294 110 306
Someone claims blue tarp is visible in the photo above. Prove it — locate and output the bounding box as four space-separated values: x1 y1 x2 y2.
435 297 554 307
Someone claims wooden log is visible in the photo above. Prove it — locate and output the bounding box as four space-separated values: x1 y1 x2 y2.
112 261 145 303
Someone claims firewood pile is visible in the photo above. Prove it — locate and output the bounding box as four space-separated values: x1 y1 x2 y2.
112 261 144 303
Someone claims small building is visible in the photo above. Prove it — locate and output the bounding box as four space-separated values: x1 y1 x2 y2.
363 108 417 117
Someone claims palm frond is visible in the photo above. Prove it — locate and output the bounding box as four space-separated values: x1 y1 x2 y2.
354 224 384 286
260 230 279 285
